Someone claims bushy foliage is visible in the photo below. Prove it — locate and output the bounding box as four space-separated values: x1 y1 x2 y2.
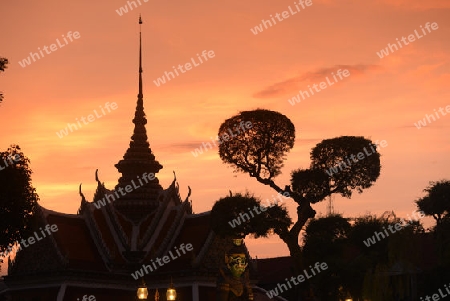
0 145 39 255
210 192 291 238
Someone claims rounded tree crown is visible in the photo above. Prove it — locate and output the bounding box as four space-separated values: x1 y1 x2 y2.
218 109 295 180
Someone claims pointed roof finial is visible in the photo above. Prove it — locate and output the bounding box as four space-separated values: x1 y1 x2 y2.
138 15 143 98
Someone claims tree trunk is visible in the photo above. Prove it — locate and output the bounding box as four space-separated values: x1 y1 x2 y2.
279 198 316 273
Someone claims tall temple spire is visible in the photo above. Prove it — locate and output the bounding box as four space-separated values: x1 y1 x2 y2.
114 16 163 220
138 15 143 99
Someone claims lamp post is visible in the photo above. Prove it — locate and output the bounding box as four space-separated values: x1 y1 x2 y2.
166 277 177 300
137 279 148 300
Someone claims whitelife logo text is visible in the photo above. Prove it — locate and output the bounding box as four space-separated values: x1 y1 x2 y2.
93 172 156 209
414 105 450 129
131 243 193 279
362 211 425 247
56 102 118 138
250 0 313 35
376 22 439 59
228 192 290 228
0 154 21 172
191 121 252 158
0 224 59 260
115 0 149 16
266 262 328 298
18 31 81 68
325 140 388 176
153 50 215 87
419 282 450 301
287 68 350 106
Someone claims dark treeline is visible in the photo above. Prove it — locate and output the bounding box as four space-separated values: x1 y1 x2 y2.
298 187 450 301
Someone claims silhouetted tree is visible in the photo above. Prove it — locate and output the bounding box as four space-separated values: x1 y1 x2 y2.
301 212 425 300
416 180 450 272
309 136 381 197
0 57 8 104
218 109 381 271
350 213 424 301
415 180 450 226
210 192 291 239
0 145 39 266
302 214 351 300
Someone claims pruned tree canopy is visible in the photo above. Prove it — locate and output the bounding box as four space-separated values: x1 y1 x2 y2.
416 180 450 225
218 109 295 182
210 192 291 238
291 168 331 204
303 214 351 245
217 109 382 274
310 136 381 198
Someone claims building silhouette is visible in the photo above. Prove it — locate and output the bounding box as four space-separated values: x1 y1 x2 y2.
0 18 285 301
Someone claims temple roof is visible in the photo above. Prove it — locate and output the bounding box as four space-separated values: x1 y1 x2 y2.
4 187 262 299
6 191 203 273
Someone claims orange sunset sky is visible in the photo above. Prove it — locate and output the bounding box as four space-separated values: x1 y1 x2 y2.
1 0 450 268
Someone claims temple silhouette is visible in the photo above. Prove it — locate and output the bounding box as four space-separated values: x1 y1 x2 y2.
0 18 285 301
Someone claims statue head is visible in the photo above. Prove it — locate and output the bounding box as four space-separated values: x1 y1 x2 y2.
225 237 248 278
226 253 248 278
